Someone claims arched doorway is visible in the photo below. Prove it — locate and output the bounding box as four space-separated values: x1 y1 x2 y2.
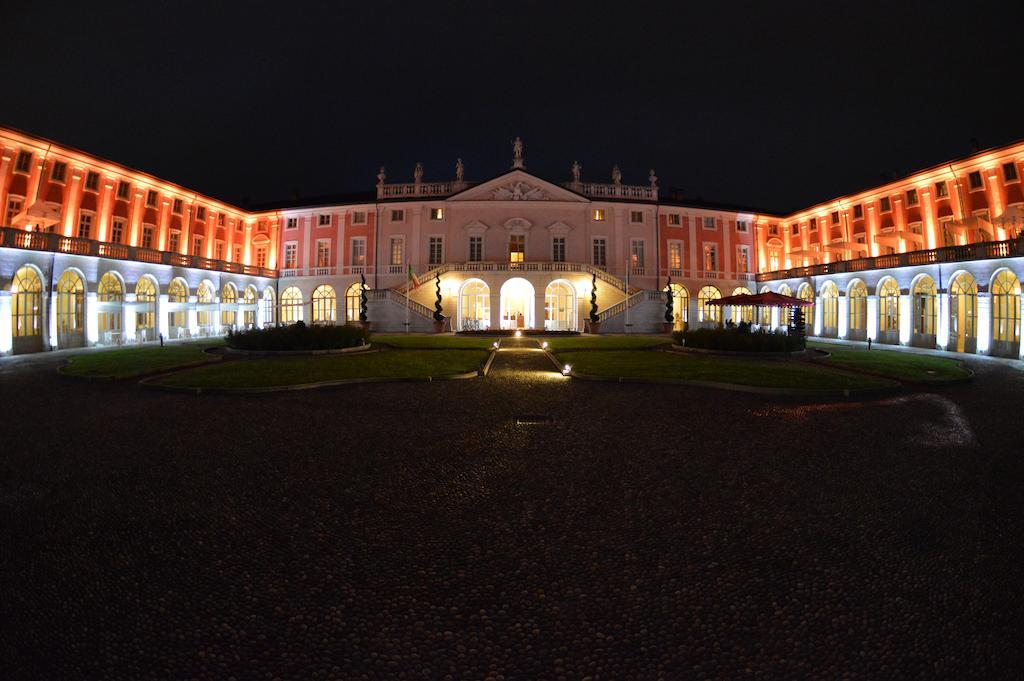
990 268 1021 358
196 280 216 335
665 283 689 331
344 282 363 323
911 275 937 348
313 284 337 324
820 281 839 337
459 279 490 331
847 280 867 341
948 271 976 353
56 269 86 349
280 287 303 324
135 276 158 342
877 277 900 345
262 287 276 326
221 283 238 331
544 280 576 331
167 278 189 339
500 277 535 329
698 285 721 326
11 265 43 354
243 285 258 328
97 271 124 345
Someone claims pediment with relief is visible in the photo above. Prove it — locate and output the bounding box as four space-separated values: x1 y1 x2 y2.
448 170 588 203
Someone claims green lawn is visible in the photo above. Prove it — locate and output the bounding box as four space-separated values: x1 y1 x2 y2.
809 342 971 381
60 340 223 379
557 350 895 390
539 335 671 352
371 334 498 349
150 349 488 389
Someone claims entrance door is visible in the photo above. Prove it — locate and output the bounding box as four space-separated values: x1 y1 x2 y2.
500 277 534 330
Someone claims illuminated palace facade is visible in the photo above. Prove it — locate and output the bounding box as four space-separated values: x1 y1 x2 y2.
1 125 1023 358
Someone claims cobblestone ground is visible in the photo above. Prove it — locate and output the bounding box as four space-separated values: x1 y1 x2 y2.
1 348 1023 679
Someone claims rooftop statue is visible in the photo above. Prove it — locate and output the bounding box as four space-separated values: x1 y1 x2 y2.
571 160 581 183
455 158 464 182
511 136 524 169
414 162 424 184
611 164 622 185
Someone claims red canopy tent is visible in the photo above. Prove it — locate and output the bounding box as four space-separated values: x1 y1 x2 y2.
706 291 812 307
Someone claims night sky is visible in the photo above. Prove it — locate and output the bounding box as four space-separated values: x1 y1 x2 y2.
2 0 1021 214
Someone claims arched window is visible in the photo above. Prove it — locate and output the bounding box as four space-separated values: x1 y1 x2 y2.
98 272 124 338
912 276 936 336
98 272 124 302
281 286 303 324
221 283 237 328
949 272 977 352
698 285 721 323
848 280 867 332
345 282 363 322
460 279 490 331
262 287 276 326
991 269 1021 345
758 286 772 326
544 280 575 331
168 278 188 302
243 285 258 328
798 283 814 332
665 283 689 330
135 277 157 340
731 286 752 324
878 278 900 333
778 284 792 326
197 281 215 303
820 281 839 333
312 284 337 324
196 281 215 332
11 265 43 342
56 270 86 347
167 278 188 338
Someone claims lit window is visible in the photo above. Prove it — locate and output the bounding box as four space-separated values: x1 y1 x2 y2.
312 285 337 324
345 282 364 322
351 238 367 266
913 276 937 336
390 237 403 266
736 246 749 273
430 208 444 220
667 213 681 226
703 244 717 272
668 242 682 270
281 287 303 324
991 269 1021 344
820 281 839 331
508 234 525 263
848 281 867 331
316 240 331 267
698 285 721 323
592 209 605 221
878 278 900 332
630 240 644 268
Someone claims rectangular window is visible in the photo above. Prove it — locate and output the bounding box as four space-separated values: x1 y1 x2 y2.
6 197 23 225
630 210 643 223
117 181 130 199
736 246 750 273
172 198 183 214
468 236 483 262
1004 161 1019 183
196 206 206 221
830 211 840 225
77 212 93 239
630 240 644 268
15 151 32 173
233 245 242 262
592 238 607 267
255 247 267 268
215 241 224 261
316 240 331 267
968 170 983 190
509 234 525 263
592 209 605 221
85 171 100 191
791 223 799 236
169 231 180 252
219 213 226 226
286 217 297 229
809 218 818 233
703 216 716 230
906 188 919 206
428 236 444 265
668 242 682 270
879 196 891 213
318 214 331 226
51 161 67 182
768 225 779 236
552 236 566 262
430 207 444 221
146 190 157 207
391 209 405 222
352 211 368 224
284 242 298 269
141 224 154 249
390 237 403 266
192 236 203 256
853 204 863 219
667 213 681 226
110 218 125 244
703 244 717 272
909 221 923 235
351 238 367 266
736 220 749 233
935 180 949 198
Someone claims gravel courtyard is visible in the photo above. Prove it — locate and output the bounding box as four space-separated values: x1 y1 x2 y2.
2 348 1023 679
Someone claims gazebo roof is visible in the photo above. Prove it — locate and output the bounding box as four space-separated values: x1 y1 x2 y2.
708 291 812 307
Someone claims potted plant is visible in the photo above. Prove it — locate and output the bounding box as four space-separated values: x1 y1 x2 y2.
357 272 371 332
587 272 601 333
662 277 675 333
432 271 446 333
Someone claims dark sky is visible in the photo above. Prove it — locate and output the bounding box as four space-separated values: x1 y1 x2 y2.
2 0 1021 214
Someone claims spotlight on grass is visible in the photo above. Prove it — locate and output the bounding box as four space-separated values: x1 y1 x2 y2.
541 341 548 349
492 341 499 349
562 363 572 375
514 330 522 337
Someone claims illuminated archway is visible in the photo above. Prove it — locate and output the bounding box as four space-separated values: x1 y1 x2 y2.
196 280 216 334
11 265 43 354
344 282 363 323
877 277 900 344
97 271 124 343
459 279 490 331
221 282 238 329
847 280 867 340
777 284 792 326
664 283 689 330
797 283 814 333
135 276 158 341
500 277 535 329
948 271 976 353
167 277 189 339
698 285 721 324
544 279 576 331
56 269 86 348
820 281 838 337
990 268 1021 357
280 286 303 324
730 286 752 324
313 284 337 324
911 274 936 346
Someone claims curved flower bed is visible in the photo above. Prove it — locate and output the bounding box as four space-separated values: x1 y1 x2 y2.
673 325 803 353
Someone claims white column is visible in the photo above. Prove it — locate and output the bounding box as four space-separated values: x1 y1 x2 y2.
86 292 99 345
838 295 848 338
936 290 950 350
0 293 12 354
976 292 991 354
157 294 169 339
688 297 699 328
898 294 911 345
213 297 223 335
48 292 58 349
236 308 244 329
123 300 137 341
188 296 199 336
533 291 544 331
867 296 878 341
813 296 822 336
771 306 780 329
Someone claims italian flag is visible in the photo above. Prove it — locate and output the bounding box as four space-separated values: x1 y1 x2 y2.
407 263 421 288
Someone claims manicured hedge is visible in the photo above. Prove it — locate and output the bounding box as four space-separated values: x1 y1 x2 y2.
226 321 369 351
456 329 581 336
674 324 803 352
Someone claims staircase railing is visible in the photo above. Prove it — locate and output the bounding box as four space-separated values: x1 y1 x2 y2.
370 289 435 320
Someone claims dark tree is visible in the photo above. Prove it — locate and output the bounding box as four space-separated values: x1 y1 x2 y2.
664 277 674 323
791 307 806 349
359 272 368 322
589 272 599 323
433 272 444 322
